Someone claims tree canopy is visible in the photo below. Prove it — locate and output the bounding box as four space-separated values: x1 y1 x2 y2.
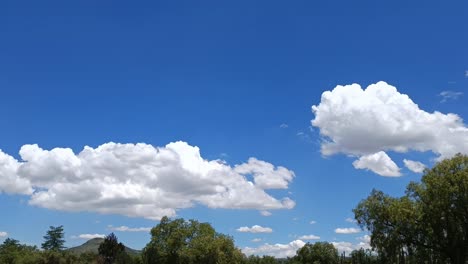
41 225 66 251
98 233 130 264
292 242 339 264
353 154 468 264
142 216 245 264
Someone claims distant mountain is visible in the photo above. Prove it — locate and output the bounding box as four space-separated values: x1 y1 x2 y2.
67 238 141 256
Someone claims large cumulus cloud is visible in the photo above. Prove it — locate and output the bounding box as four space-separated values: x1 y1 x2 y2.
312 81 468 176
0 141 295 220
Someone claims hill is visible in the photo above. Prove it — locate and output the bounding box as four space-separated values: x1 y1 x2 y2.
67 238 141 256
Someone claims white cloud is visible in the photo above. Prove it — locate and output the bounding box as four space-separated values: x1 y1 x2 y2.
439 91 463 103
108 225 151 232
72 234 105 240
335 228 361 234
280 123 289 128
260 210 272 216
237 225 273 233
352 151 401 177
345 218 357 223
403 159 426 173
0 151 33 195
309 220 317 224
252 238 262 242
357 235 371 244
298 234 320 240
0 231 7 237
234 157 295 189
332 235 372 254
243 240 305 258
311 81 468 175
0 141 295 220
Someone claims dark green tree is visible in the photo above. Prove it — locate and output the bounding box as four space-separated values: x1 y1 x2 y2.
98 233 128 264
294 242 339 264
41 225 66 251
354 154 468 264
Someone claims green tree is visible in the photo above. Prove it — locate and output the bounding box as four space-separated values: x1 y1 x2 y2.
98 233 129 264
354 154 468 264
294 242 339 264
0 238 43 264
246 255 279 264
42 225 66 251
142 216 245 264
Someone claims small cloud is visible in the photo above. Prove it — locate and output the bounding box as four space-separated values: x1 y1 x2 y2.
72 234 105 240
292 217 299 221
237 225 273 233
335 228 361 234
352 151 401 177
357 235 371 243
242 240 305 258
260 210 272 216
296 131 312 143
280 123 289 129
252 238 262 242
0 231 7 237
439 91 463 103
309 220 317 224
345 218 357 223
298 234 320 240
108 225 151 232
403 159 426 173
465 70 468 77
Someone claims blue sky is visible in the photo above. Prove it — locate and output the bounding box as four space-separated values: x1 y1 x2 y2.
1 0 467 258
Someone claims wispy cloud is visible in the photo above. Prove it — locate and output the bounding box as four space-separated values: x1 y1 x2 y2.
335 227 361 234
72 234 105 240
298 234 320 240
260 210 272 216
309 220 317 224
237 225 273 233
345 218 357 223
108 225 151 232
280 123 289 128
252 238 262 242
439 90 463 103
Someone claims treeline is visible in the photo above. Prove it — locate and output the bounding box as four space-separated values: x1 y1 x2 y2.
1 154 466 264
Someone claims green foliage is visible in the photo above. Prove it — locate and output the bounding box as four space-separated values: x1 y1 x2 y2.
293 242 339 264
245 255 280 264
0 238 42 264
98 233 130 264
354 154 468 264
42 225 66 251
349 248 379 264
142 216 245 264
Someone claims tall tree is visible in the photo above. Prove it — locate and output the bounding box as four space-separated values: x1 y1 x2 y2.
41 225 66 251
142 216 245 264
294 242 339 264
354 154 468 264
98 233 129 264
